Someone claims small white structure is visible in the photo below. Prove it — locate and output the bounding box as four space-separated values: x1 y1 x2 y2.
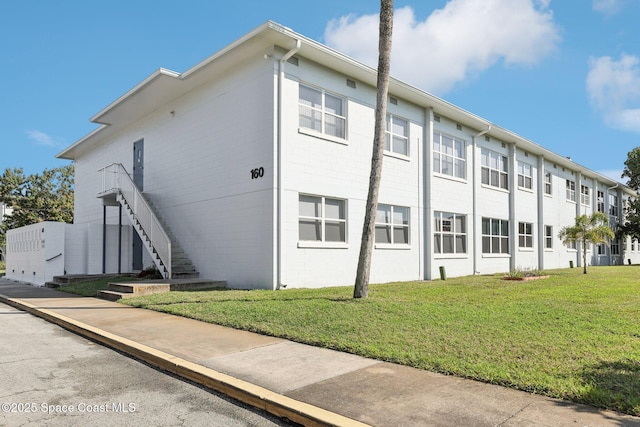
11 21 634 289
5 222 131 286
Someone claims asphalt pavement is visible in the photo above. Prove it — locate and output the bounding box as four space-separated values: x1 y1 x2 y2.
1 278 639 427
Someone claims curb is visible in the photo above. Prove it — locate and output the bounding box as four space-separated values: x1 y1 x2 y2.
0 294 371 427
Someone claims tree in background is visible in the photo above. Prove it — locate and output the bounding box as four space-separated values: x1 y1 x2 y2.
354 0 394 299
0 165 74 250
558 212 614 274
619 147 640 240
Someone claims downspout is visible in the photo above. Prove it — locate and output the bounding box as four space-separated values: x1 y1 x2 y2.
424 108 434 279
275 39 301 290
606 182 619 265
537 156 545 270
473 125 491 275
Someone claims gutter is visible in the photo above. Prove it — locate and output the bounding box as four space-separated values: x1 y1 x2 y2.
275 39 301 290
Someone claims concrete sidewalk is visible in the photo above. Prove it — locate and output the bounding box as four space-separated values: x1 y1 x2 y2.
1 279 638 427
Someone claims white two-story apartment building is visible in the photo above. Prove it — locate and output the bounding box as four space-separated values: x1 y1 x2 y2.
43 21 637 289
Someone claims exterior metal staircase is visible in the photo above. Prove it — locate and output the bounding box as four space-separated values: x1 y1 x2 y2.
97 163 199 279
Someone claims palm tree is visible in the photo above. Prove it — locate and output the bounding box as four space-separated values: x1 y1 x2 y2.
558 212 615 274
354 0 394 299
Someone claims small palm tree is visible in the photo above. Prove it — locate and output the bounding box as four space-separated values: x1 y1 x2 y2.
558 212 615 274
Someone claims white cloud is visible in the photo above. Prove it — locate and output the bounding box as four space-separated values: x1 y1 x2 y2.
592 0 625 15
26 129 65 148
324 0 561 95
587 54 640 133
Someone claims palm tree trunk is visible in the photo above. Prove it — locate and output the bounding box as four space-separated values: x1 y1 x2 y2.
583 240 588 274
354 0 394 298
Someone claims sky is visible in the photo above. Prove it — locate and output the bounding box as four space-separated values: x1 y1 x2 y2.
1 0 639 183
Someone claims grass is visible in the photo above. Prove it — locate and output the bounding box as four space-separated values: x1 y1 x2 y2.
56 276 138 296
118 266 640 416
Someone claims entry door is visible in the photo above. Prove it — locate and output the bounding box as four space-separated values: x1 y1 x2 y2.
132 140 144 271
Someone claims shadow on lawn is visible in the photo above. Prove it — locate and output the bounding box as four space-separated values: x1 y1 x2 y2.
565 359 640 421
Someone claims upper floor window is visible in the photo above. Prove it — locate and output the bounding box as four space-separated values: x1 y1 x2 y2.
434 212 467 254
433 132 466 179
481 148 508 190
609 194 618 217
386 115 409 156
299 194 346 242
375 204 409 245
299 84 346 139
566 180 576 202
544 172 552 195
482 217 509 254
581 185 591 206
518 162 533 190
597 190 605 212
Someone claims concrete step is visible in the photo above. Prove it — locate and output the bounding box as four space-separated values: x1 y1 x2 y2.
108 282 171 295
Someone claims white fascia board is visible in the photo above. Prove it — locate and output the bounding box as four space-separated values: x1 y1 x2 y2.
56 124 108 160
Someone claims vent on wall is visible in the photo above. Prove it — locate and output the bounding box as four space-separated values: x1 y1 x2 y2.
287 56 299 66
525 152 529 157
485 135 490 142
456 124 462 131
389 96 398 105
346 79 356 89
434 115 441 122
501 143 506 148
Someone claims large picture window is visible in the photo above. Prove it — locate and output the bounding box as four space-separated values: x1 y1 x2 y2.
433 132 466 179
299 84 346 139
434 212 467 254
481 148 508 190
375 204 409 245
299 195 346 242
482 217 509 254
385 115 409 156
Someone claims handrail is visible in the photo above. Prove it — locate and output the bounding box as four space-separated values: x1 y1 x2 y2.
97 163 172 278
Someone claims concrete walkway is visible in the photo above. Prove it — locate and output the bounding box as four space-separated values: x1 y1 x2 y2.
1 279 638 427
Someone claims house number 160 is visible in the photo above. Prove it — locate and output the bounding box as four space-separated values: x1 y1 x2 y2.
250 167 264 179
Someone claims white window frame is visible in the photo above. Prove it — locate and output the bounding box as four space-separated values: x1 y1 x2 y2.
375 204 410 246
482 217 510 254
481 148 508 190
298 84 347 140
298 194 347 244
385 114 409 157
518 222 534 249
434 212 467 255
433 131 466 179
518 162 533 190
544 225 553 249
581 185 590 206
597 190 605 212
566 180 576 202
544 171 552 195
609 194 618 217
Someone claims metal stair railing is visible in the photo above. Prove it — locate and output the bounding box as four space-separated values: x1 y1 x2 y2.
97 163 172 278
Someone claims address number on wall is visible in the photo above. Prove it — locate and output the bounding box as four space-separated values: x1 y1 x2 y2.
250 167 265 179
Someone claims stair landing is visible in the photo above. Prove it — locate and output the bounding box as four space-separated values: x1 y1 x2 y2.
97 279 227 301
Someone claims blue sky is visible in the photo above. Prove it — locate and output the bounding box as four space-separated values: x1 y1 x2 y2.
2 0 639 183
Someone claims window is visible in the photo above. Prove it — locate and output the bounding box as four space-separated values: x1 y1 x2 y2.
518 222 533 248
609 194 618 217
598 243 606 255
386 115 409 156
482 218 509 254
433 132 466 179
632 240 636 252
597 190 605 212
299 84 346 139
544 172 552 195
434 212 466 254
375 204 409 245
567 240 577 250
544 225 553 249
518 162 533 190
581 185 590 205
611 240 620 255
481 148 508 190
299 195 346 242
566 180 576 202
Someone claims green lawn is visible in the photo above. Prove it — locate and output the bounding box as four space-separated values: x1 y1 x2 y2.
120 266 640 416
